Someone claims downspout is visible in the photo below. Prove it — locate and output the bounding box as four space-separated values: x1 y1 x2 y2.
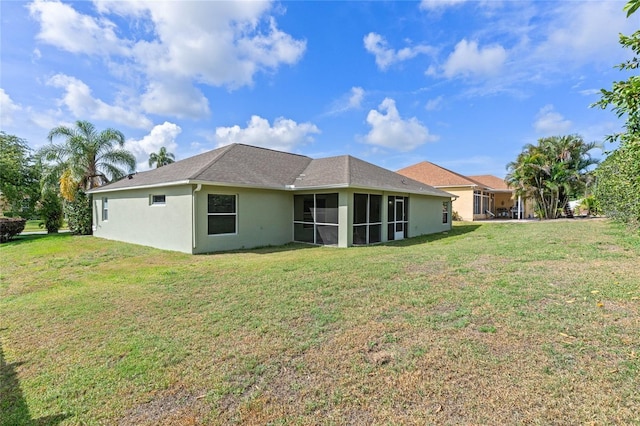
192 183 202 251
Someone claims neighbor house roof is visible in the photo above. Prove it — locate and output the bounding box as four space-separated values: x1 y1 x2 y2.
468 175 511 191
397 161 487 188
89 144 452 198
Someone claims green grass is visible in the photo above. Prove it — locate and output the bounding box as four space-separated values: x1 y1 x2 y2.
21 220 69 233
1 219 639 425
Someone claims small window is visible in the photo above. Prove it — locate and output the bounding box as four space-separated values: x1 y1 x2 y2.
442 201 449 224
151 194 166 205
102 197 108 221
208 194 236 235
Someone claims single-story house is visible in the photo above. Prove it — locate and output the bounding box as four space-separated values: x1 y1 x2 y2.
397 161 533 221
88 144 454 253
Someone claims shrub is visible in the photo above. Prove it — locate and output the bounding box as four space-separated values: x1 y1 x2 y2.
452 211 462 221
64 190 92 235
0 217 26 243
39 190 64 233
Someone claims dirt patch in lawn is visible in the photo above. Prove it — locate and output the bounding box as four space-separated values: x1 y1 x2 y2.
118 386 208 426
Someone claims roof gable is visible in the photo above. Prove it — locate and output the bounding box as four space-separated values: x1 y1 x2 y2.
92 144 312 191
193 144 311 187
467 174 510 190
295 155 452 197
397 161 483 187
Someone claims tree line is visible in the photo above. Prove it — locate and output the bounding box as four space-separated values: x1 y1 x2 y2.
0 121 174 238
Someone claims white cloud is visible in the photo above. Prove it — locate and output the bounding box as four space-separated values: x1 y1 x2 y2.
47 74 152 129
98 1 306 89
442 39 507 78
533 105 572 135
215 116 320 152
28 0 129 56
425 96 443 111
364 98 437 152
349 87 365 109
0 89 22 127
29 1 306 118
419 0 467 11
364 32 434 71
578 89 602 97
534 2 636 66
140 80 210 119
325 87 366 115
126 122 181 171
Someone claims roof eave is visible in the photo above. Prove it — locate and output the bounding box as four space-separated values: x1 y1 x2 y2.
87 180 193 194
88 179 293 194
88 180 456 198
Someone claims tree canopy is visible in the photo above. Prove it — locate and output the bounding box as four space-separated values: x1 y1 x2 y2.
0 132 41 217
592 0 640 229
38 120 136 192
148 146 175 168
37 120 135 234
506 135 599 219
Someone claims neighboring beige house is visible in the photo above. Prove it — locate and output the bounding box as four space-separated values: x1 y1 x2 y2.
88 144 454 253
397 161 532 221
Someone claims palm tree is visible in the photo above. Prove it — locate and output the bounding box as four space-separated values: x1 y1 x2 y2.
39 120 136 190
37 120 136 235
506 135 600 219
148 146 175 168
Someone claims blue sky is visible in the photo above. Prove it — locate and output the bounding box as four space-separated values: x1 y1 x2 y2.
1 1 636 177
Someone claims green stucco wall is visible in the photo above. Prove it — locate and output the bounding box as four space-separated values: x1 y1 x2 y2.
93 185 194 253
92 185 452 254
408 195 451 237
193 186 293 254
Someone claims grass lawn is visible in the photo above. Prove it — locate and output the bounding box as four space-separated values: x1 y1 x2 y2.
1 219 639 425
21 220 69 233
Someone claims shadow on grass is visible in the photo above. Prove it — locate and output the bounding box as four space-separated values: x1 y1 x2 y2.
380 223 482 248
1 233 73 247
0 337 69 426
196 242 318 256
198 224 482 255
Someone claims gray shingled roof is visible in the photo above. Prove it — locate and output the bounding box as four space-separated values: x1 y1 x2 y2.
90 144 452 198
295 155 451 197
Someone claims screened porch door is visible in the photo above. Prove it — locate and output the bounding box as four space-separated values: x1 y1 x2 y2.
394 198 405 240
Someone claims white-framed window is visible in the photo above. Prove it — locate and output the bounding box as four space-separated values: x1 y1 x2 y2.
474 190 489 215
151 194 166 205
102 197 108 221
442 201 449 224
207 194 236 235
293 193 339 245
353 193 382 245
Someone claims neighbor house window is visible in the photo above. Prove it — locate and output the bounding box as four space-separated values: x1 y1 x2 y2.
442 201 449 224
293 193 338 245
151 194 166 205
102 197 108 221
353 193 382 245
208 194 236 235
474 190 489 215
